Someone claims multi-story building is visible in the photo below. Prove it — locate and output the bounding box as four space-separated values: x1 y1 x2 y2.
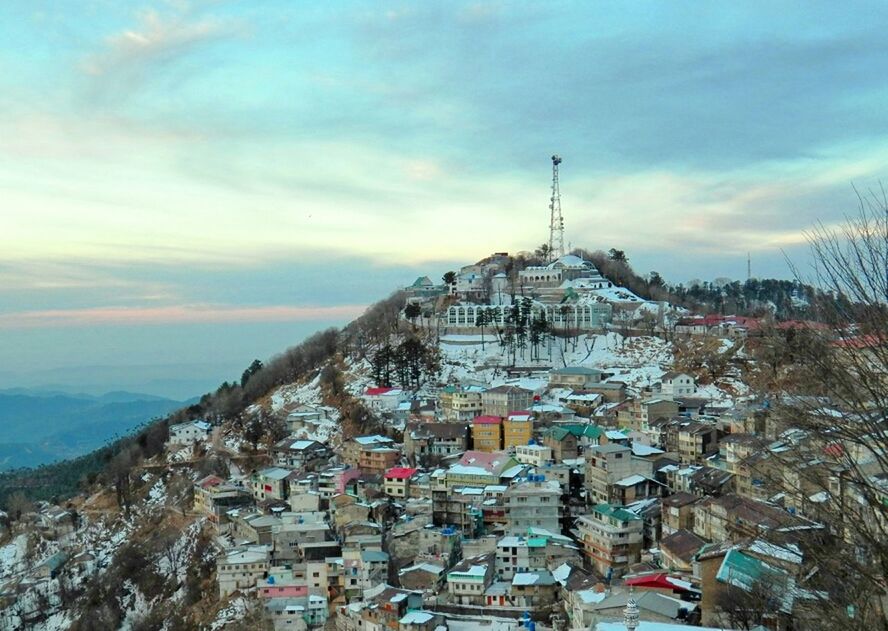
576 504 643 577
342 435 395 468
503 479 562 534
384 467 418 498
193 475 253 528
251 467 292 502
584 444 653 505
472 415 503 452
661 491 699 535
543 426 580 461
404 422 468 463
503 412 534 449
677 422 720 464
513 444 553 467
440 385 485 421
617 398 680 433
358 447 401 476
446 553 495 605
481 386 534 418
217 547 269 597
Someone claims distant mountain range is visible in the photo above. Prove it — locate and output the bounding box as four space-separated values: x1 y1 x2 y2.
0 389 190 470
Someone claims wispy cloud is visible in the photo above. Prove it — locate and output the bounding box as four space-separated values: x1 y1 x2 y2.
79 5 243 100
0 304 368 329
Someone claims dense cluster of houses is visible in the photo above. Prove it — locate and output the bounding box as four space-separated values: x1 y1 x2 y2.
185 306 866 631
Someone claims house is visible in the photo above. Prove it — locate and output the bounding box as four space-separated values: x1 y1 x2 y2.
445 451 522 489
440 385 485 421
217 547 269 597
617 398 680 433
659 529 706 572
404 422 467 463
503 412 534 449
576 504 644 577
167 419 211 446
658 372 696 397
193 475 253 527
508 570 559 608
661 492 698 535
481 386 534 418
285 404 329 434
272 439 329 469
398 562 446 592
513 444 553 467
549 366 605 389
584 444 654 505
471 415 503 452
446 553 495 605
362 387 406 411
384 467 418 498
677 422 720 464
543 426 580 461
503 479 562 534
251 467 292 502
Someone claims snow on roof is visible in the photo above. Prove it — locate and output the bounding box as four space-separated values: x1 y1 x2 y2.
512 572 541 586
258 467 291 481
354 434 394 446
615 474 648 487
400 611 435 624
632 443 665 456
289 440 318 450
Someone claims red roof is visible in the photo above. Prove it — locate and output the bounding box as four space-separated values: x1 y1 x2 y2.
624 573 696 593
473 415 502 425
385 467 418 480
365 387 397 396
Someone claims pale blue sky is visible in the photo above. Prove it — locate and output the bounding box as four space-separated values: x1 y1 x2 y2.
2 1 887 395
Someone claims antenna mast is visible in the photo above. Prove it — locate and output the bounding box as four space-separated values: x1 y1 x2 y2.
747 252 751 281
548 154 565 262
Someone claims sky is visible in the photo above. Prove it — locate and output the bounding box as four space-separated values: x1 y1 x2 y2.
2 1 887 397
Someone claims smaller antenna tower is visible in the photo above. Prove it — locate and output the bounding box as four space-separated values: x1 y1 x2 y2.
548 155 565 261
747 252 751 281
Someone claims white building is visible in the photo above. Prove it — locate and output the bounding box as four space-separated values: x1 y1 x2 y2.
217 547 270 597
168 420 211 446
659 372 696 397
513 444 553 467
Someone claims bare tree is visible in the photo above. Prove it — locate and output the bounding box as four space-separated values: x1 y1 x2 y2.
748 191 888 629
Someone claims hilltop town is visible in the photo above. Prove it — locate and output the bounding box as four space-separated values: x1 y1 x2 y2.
0 248 882 631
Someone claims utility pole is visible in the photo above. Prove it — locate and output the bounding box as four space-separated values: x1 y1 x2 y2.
548 155 565 262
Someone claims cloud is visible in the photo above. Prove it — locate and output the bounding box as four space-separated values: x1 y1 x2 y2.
0 303 368 329
79 6 242 100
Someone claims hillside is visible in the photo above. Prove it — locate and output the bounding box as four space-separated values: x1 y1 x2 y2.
0 248 861 631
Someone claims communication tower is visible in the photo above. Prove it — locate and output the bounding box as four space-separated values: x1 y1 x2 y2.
548 155 565 261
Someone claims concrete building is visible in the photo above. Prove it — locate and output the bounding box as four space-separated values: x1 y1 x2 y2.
503 479 562 534
549 366 605 389
471 415 503 452
584 444 653 505
503 412 534 450
481 386 534 418
217 547 270 597
576 504 643 577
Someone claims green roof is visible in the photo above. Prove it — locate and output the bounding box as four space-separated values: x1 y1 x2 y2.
716 549 794 612
560 423 603 439
592 503 640 522
526 537 548 548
